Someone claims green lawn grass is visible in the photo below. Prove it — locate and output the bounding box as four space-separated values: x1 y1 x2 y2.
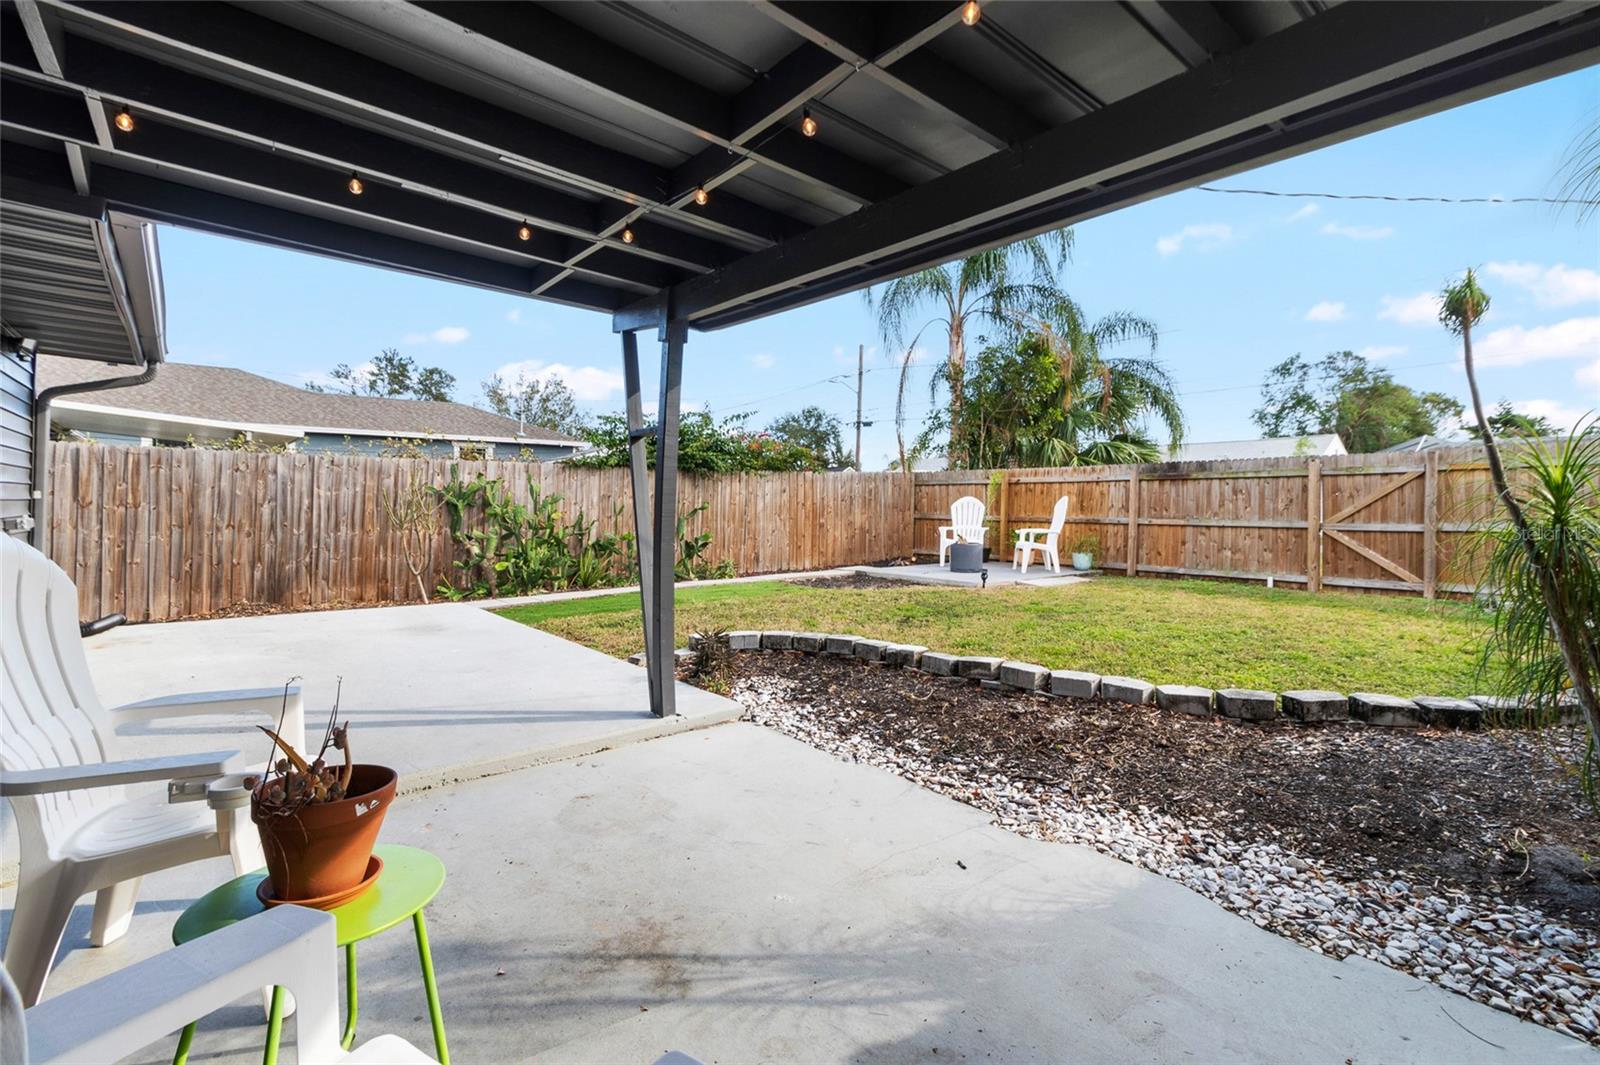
497 576 1491 696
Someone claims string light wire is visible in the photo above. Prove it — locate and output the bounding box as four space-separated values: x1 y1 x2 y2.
1196 186 1600 206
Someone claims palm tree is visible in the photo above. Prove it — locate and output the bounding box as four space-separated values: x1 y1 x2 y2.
868 233 1073 467
961 303 1182 468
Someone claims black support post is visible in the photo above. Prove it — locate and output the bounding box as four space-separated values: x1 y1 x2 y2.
649 319 686 717
620 329 660 714
619 318 686 718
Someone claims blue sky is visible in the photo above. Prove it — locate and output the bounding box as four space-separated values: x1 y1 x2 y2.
160 67 1599 468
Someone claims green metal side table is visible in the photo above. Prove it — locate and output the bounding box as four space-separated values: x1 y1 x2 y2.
170 843 448 1065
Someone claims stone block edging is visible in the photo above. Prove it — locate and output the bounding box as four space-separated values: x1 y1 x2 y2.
648 632 1520 732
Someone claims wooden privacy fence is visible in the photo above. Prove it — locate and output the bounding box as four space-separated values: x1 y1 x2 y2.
46 443 912 622
914 446 1510 598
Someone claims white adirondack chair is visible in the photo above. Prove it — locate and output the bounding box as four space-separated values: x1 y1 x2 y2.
938 495 988 567
0 533 305 1006
5 905 433 1064
1012 495 1070 575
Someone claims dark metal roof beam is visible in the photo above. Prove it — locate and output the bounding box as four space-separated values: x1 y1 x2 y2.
51 0 789 250
973 19 1103 117
413 0 900 210
621 0 1599 329
11 0 93 191
0 78 687 294
1121 2 1244 69
758 2 1035 149
1 141 594 305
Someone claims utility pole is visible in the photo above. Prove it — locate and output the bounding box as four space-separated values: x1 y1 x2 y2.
854 343 864 471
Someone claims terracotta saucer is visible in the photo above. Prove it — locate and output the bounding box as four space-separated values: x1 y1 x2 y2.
256 854 383 911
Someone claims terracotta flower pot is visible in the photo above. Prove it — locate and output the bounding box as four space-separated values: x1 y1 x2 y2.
252 764 396 902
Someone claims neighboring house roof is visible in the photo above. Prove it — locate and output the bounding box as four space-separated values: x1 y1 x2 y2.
38 357 584 446
1167 435 1347 462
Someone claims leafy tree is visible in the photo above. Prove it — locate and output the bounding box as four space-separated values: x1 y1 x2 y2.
1252 351 1462 452
868 232 1073 467
570 410 822 473
308 348 456 401
1480 400 1556 441
480 372 588 437
1445 268 1599 793
935 313 1182 468
768 406 851 469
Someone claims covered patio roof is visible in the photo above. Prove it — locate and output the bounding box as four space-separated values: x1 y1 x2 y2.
1 1 1595 332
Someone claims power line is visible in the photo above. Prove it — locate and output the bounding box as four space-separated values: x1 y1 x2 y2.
1196 186 1600 206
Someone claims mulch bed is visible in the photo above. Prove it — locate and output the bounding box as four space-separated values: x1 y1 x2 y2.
726 652 1600 931
787 573 916 590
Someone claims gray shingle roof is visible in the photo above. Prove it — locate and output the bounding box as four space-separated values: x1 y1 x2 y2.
38 356 584 444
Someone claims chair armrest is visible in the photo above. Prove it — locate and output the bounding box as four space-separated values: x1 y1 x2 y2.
1014 527 1051 537
0 751 237 797
113 686 305 753
112 685 300 725
27 907 342 1065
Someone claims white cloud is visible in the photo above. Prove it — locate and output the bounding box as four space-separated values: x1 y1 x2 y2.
1473 316 1600 368
505 307 523 324
1509 399 1590 433
1156 223 1233 257
1321 221 1394 241
1357 345 1408 361
1484 261 1600 308
1285 204 1320 222
1304 300 1346 323
1378 291 1441 326
492 359 625 402
750 352 776 370
1577 359 1600 388
402 326 472 345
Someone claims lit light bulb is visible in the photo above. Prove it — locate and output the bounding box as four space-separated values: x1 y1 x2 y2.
800 109 818 138
960 0 981 26
621 227 635 244
346 171 364 196
517 221 532 241
693 186 709 207
114 107 135 133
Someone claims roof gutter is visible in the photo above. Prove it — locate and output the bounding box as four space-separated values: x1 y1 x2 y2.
29 361 159 550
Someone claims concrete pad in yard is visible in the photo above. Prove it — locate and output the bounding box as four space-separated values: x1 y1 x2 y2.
28 724 1585 1064
75 603 738 793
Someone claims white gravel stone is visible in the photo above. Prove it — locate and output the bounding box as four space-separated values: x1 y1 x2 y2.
725 669 1600 1048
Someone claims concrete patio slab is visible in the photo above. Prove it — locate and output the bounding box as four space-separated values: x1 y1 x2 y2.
851 562 1091 589
78 603 739 793
21 724 1587 1065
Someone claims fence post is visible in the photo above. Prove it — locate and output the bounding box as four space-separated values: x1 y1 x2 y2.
1125 466 1140 577
996 470 1011 556
1305 458 1322 593
1423 450 1439 599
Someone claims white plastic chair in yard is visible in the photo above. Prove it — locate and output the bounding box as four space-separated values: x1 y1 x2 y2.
0 533 305 1006
938 495 988 567
4 906 433 1064
1012 495 1070 575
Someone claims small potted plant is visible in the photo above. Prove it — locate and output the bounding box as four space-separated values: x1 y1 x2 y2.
1070 534 1099 572
248 686 395 908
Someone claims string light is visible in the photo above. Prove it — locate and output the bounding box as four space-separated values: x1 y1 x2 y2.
114 107 135 133
800 109 818 137
516 221 532 241
693 186 709 207
346 171 364 196
960 0 981 26
621 227 635 244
